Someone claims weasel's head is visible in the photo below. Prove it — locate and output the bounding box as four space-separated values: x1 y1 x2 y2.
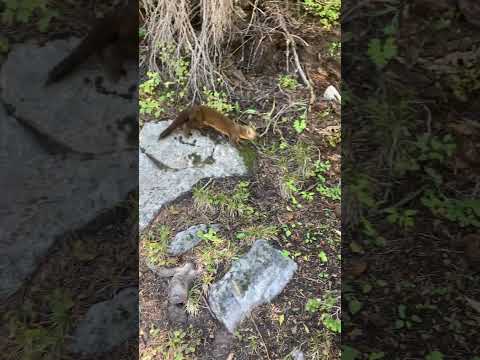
241 126 257 140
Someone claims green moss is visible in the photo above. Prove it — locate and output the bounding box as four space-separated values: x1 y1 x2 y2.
238 144 257 173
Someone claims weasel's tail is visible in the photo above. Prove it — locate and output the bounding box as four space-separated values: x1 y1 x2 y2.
45 15 119 85
158 110 190 139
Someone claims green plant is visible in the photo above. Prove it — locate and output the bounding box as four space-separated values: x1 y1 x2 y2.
160 328 200 359
416 134 456 163
139 46 190 118
186 282 201 317
235 225 278 242
2 0 57 31
385 208 417 230
224 181 255 217
193 181 255 218
143 224 176 266
302 0 340 29
279 74 299 90
328 41 341 58
203 88 236 113
5 289 74 360
306 293 341 334
192 185 217 212
306 298 321 313
321 314 341 333
197 228 236 288
349 174 377 208
421 191 480 227
449 66 480 102
314 161 341 201
394 304 422 330
292 142 315 178
293 112 307 134
139 72 164 117
367 37 397 69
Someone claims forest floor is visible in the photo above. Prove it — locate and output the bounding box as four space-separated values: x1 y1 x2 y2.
139 5 342 360
342 1 480 359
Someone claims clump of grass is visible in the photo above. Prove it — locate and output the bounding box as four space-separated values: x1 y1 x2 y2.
196 228 237 290
236 225 279 243
142 224 176 266
4 289 74 360
149 326 201 359
192 181 255 218
192 185 217 212
279 74 299 90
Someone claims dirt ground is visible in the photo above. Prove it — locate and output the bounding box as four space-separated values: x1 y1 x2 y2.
139 4 342 360
342 0 480 358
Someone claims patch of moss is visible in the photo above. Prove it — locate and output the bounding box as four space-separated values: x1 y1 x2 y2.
238 144 257 173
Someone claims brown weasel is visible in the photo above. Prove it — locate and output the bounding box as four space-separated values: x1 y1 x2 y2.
158 105 256 144
45 1 137 85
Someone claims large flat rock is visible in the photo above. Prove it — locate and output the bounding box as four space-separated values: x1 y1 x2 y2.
0 147 137 299
0 105 48 162
208 240 298 333
139 122 248 230
0 39 137 154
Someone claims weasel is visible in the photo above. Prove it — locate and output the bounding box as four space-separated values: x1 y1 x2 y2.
45 1 137 85
158 105 256 144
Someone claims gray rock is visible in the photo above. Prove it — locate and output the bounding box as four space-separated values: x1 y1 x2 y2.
323 85 341 103
139 122 248 230
0 150 136 299
0 105 47 163
292 349 305 360
168 224 220 256
208 240 297 333
0 40 137 154
70 287 138 354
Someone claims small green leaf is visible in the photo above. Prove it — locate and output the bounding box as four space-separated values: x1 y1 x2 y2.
318 250 328 263
350 241 364 254
348 299 362 315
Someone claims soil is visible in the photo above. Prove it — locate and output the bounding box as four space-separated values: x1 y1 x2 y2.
139 4 341 360
342 0 480 358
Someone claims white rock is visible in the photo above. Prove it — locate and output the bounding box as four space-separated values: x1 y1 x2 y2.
323 85 341 103
208 240 297 333
139 122 249 231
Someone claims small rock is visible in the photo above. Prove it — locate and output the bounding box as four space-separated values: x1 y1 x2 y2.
168 224 220 256
292 349 305 360
70 287 138 355
323 85 341 103
208 239 297 333
333 203 341 218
